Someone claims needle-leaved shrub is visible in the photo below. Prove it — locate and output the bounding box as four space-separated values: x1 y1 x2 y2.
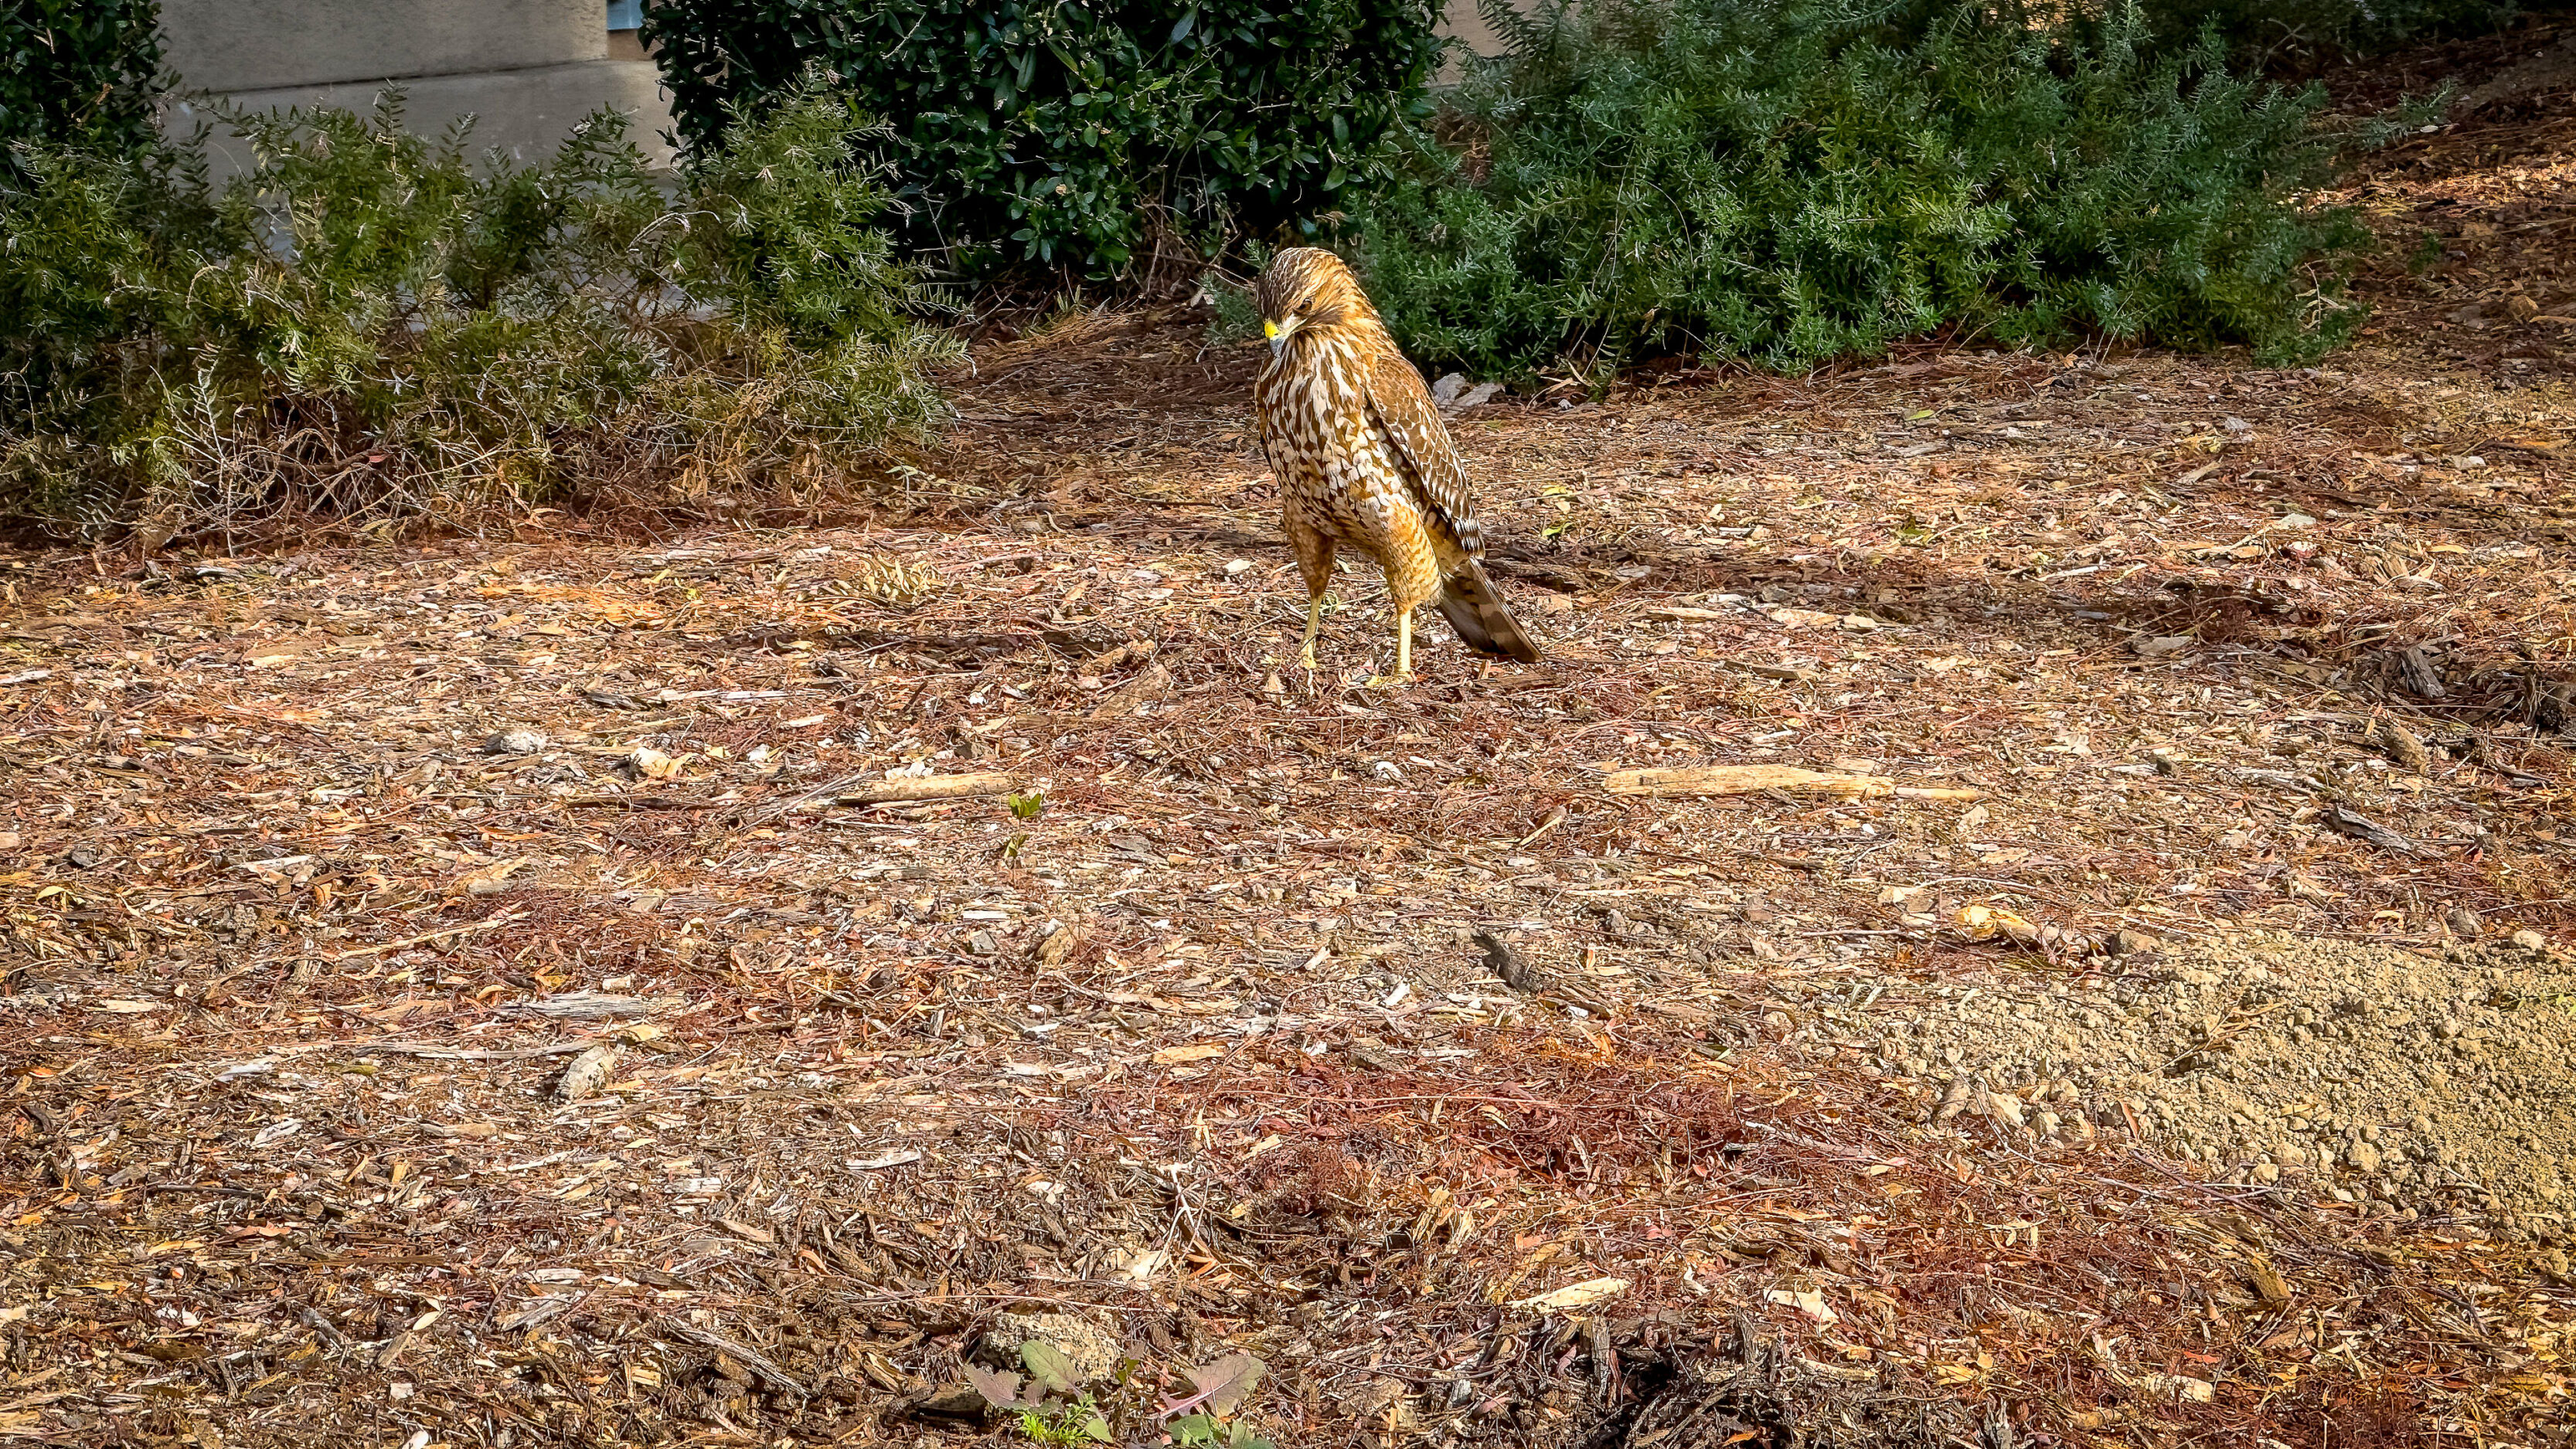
1354 0 2374 382
2133 0 2523 69
0 81 953 543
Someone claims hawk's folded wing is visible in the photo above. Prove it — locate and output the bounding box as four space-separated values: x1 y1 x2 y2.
1363 345 1483 558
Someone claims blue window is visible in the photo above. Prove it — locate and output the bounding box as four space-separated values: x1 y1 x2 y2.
606 0 642 29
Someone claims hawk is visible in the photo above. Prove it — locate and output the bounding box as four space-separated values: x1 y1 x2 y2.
1251 247 1542 679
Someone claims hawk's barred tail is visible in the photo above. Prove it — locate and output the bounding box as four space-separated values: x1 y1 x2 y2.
1434 561 1543 665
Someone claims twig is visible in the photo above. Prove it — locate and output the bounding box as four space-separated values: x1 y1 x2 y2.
332 912 526 961
368 1042 599 1062
829 772 1018 807
1602 765 1987 801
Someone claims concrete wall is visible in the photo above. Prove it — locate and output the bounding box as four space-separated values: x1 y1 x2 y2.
158 0 677 174
158 0 608 94
1437 0 1537 82
1441 0 1516 59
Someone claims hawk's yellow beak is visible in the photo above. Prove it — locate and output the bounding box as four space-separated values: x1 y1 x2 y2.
1262 318 1279 340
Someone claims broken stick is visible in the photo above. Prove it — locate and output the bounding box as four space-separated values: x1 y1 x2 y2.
830 771 1018 807
1602 765 1984 801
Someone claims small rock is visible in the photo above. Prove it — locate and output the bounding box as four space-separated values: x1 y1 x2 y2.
555 1043 620 1102
1261 669 1284 696
1473 929 1540 992
966 930 999 957
2252 1162 2281 1185
2132 634 2193 657
2374 717 2431 774
2511 928 2547 953
1224 559 1255 577
2349 1141 2383 1174
1370 760 1404 783
1430 372 1467 406
977 1311 1121 1383
64 842 102 870
2108 927 2162 957
485 728 548 755
2446 906 2485 939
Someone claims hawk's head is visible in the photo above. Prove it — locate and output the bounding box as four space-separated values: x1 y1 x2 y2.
1254 247 1376 355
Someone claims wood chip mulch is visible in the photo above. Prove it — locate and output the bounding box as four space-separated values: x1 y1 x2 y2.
5 27 2575 1449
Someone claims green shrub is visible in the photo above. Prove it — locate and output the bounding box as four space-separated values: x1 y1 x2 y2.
0 81 953 543
2130 0 2523 69
640 0 1445 280
0 0 163 174
1353 0 2373 383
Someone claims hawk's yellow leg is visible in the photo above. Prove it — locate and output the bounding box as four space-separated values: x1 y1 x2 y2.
1396 610 1413 680
1298 595 1323 671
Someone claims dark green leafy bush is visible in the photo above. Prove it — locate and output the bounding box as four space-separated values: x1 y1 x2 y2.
1354 0 2374 383
0 0 162 173
0 82 952 542
640 0 1445 279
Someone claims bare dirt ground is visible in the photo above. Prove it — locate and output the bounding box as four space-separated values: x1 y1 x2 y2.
7 22 2576 1449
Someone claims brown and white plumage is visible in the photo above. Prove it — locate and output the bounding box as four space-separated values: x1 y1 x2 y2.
1250 247 1541 677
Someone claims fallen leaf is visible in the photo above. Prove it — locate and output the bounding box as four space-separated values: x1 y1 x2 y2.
965 1363 1029 1411
1955 903 2040 944
1150 1043 1225 1066
1764 1287 1840 1325
1022 1340 1083 1396
1186 1351 1266 1415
